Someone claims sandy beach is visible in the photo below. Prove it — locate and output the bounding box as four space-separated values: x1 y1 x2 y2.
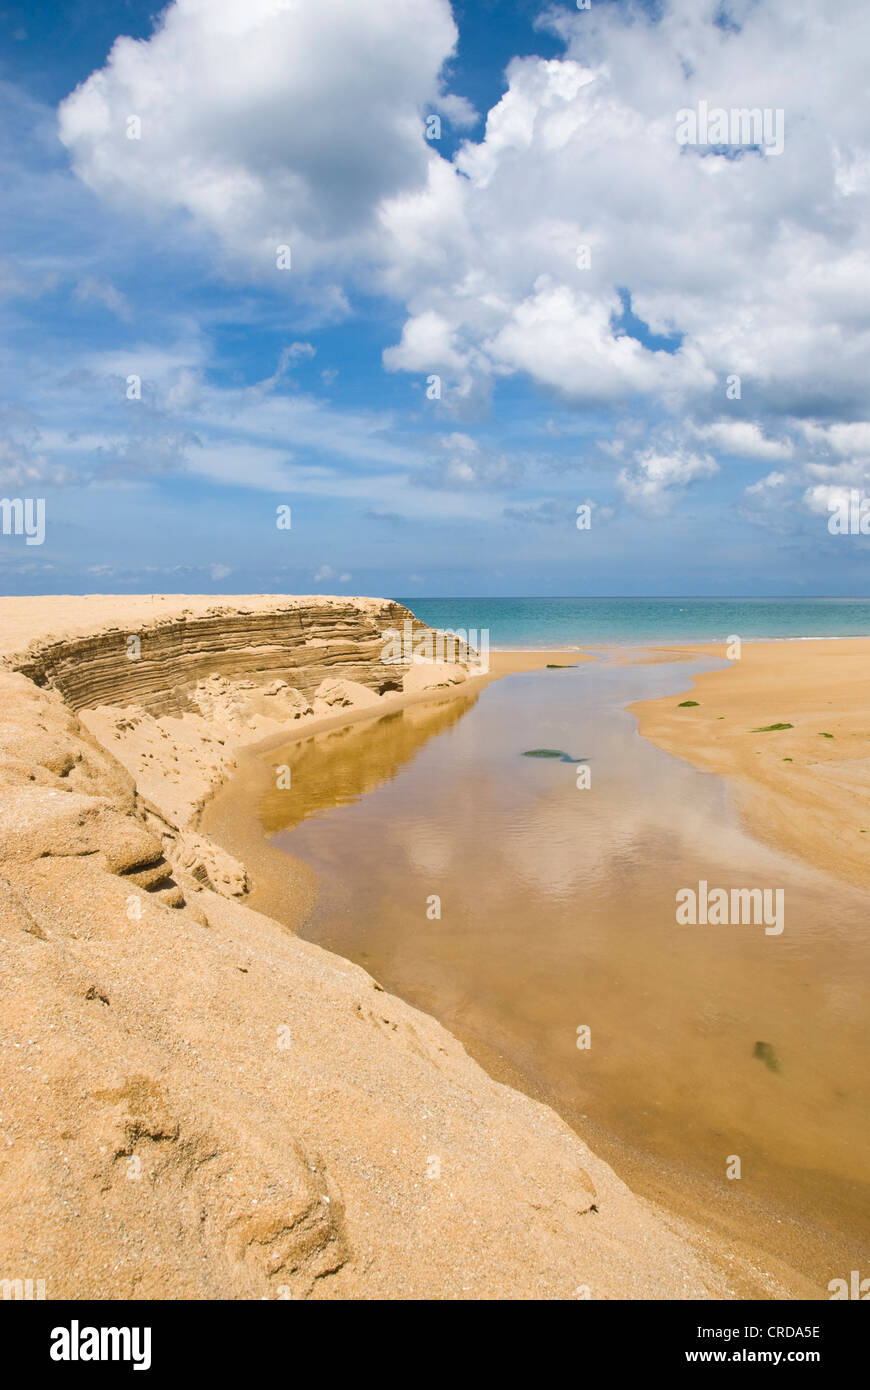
632 639 870 891
9 0 870 1352
2 595 867 1300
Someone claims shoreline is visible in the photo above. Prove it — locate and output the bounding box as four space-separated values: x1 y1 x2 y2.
630 637 870 891
3 597 866 1297
489 633 870 646
202 632 870 914
491 633 870 894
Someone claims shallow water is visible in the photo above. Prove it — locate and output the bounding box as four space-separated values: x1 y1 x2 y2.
248 655 870 1289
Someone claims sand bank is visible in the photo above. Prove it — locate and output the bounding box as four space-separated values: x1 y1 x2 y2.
632 638 870 891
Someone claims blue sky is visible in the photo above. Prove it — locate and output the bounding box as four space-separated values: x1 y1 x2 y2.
1 0 870 597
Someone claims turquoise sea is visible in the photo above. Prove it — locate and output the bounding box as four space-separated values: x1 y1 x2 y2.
396 596 870 648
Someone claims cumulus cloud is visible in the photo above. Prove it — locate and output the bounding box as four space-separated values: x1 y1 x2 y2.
376 0 870 428
52 0 870 524
58 0 463 276
384 309 470 377
801 421 870 457
804 484 845 516
691 420 793 461
485 282 708 403
618 448 718 512
740 439 870 533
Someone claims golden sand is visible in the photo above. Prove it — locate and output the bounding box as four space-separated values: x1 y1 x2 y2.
2 596 865 1299
632 638 870 891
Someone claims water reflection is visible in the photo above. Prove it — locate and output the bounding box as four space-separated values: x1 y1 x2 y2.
255 655 870 1288
260 687 480 833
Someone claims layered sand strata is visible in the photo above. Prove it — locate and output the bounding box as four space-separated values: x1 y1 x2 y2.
0 596 742 1298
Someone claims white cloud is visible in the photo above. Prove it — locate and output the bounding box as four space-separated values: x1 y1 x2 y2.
486 282 707 403
504 496 613 526
58 0 463 276
384 308 469 376
0 257 60 301
801 421 870 457
745 470 787 495
83 338 208 384
432 92 478 131
166 368 203 412
804 484 853 517
48 0 870 528
692 421 793 461
375 0 870 425
618 448 718 512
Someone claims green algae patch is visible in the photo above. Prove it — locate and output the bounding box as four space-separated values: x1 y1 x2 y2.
522 749 585 763
753 1041 781 1073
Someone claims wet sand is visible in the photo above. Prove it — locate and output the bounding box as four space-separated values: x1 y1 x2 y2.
633 638 870 891
202 643 870 1297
